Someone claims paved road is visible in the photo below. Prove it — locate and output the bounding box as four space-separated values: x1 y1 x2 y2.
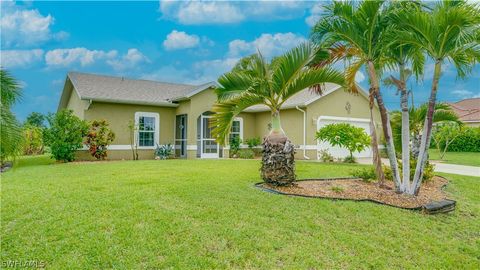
357 158 480 177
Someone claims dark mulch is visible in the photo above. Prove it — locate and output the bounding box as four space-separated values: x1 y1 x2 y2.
259 176 451 209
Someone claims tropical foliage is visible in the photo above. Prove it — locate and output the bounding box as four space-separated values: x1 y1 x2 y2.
444 127 480 152
432 122 462 160
85 120 116 160
0 69 24 165
23 125 44 155
154 144 174 160
211 43 344 185
316 123 370 162
44 110 89 162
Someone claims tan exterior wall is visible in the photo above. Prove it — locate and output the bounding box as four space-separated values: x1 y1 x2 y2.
66 87 88 119
84 102 176 160
465 122 480 127
76 149 157 161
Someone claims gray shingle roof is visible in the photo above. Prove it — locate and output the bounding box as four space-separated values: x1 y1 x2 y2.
245 83 342 112
67 72 215 106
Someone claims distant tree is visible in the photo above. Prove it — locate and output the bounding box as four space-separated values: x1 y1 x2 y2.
316 123 371 162
24 112 46 128
432 122 462 160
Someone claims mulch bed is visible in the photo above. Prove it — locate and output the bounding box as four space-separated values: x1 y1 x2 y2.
257 176 453 210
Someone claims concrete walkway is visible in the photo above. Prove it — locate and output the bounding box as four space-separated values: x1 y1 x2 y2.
357 158 480 177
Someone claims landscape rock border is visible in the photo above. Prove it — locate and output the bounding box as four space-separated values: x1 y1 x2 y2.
254 176 456 214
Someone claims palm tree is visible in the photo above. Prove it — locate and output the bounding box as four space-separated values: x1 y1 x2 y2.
211 43 344 186
395 0 480 194
0 69 24 166
311 0 402 188
390 103 461 158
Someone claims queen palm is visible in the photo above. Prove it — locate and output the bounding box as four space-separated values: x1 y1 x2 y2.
395 0 480 194
211 43 344 186
311 0 402 188
0 69 24 165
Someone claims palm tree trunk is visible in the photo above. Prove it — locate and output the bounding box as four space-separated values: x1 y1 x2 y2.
368 91 385 185
261 110 296 186
398 65 411 193
367 61 401 190
411 61 442 195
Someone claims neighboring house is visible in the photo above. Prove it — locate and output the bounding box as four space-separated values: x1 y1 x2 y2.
448 98 480 127
58 72 382 160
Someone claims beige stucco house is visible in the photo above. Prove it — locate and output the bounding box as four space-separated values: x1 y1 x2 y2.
58 72 382 160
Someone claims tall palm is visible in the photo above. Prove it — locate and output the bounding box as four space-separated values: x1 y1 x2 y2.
395 0 480 194
0 69 24 165
211 43 344 186
311 0 402 188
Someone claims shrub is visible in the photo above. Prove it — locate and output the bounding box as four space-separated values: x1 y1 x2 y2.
351 167 376 182
442 127 480 152
385 159 435 183
331 186 344 193
245 137 261 149
229 136 242 156
84 120 115 160
316 123 370 160
319 149 334 162
155 144 174 160
237 149 255 159
23 125 44 155
44 110 88 162
343 156 356 163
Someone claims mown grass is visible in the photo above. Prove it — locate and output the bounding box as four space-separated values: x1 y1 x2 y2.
429 149 480 167
1 156 479 269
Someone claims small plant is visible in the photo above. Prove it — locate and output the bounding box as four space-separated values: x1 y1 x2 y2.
245 137 261 149
155 144 174 160
319 149 334 162
351 167 376 183
44 110 89 162
432 122 462 159
23 125 44 155
84 120 115 160
237 149 255 159
316 123 370 161
127 120 139 160
331 186 344 193
229 136 242 156
343 155 356 163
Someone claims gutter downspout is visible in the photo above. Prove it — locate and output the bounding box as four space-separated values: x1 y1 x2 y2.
296 106 310 160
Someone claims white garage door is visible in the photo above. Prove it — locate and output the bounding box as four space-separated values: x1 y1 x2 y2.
317 116 372 159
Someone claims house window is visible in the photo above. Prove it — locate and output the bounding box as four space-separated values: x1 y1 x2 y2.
229 117 243 142
135 112 159 148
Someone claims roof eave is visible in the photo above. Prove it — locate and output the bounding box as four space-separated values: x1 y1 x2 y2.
86 97 179 107
171 81 219 101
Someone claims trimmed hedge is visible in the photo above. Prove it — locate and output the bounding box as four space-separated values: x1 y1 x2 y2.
443 127 480 152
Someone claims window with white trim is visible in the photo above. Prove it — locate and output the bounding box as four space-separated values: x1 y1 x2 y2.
229 117 243 142
135 112 159 148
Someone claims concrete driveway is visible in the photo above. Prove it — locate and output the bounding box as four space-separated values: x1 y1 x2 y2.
357 158 480 177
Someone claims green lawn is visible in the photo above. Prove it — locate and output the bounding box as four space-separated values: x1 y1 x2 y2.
429 149 480 167
1 156 479 269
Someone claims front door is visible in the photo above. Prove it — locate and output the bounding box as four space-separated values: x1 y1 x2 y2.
175 114 187 158
200 115 219 158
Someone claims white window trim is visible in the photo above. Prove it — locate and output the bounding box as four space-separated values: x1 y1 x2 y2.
135 112 160 149
231 117 244 141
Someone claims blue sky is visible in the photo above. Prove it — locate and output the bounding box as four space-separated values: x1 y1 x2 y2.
1 1 479 121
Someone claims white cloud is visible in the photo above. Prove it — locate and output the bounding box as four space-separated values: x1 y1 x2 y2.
305 3 323 27
45 48 117 67
355 71 365 83
106 48 149 70
159 1 308 25
163 30 200 50
0 3 68 48
452 89 480 99
1 49 44 68
228 33 307 58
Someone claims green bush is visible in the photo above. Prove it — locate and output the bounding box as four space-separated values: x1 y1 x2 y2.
384 159 435 183
343 156 356 163
245 137 261 149
44 110 88 162
443 127 480 152
229 136 242 156
155 144 174 160
237 149 255 159
84 120 115 160
23 125 44 155
351 167 376 182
